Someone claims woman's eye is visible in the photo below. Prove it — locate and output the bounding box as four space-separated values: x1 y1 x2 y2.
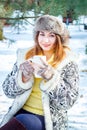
39 33 44 36
50 34 55 37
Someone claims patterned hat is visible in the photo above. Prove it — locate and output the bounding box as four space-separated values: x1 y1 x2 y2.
33 15 70 44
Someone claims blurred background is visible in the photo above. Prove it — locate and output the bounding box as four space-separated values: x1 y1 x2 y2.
0 0 87 130
0 0 87 39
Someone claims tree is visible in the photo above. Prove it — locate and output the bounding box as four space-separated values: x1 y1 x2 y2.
0 0 87 22
0 4 12 40
0 0 87 39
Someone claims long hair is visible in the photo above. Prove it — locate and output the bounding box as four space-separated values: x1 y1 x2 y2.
25 31 69 67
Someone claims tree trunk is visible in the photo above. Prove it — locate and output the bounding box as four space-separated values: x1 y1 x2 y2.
0 29 3 40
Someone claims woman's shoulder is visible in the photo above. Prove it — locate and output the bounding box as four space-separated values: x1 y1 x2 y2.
64 47 78 61
16 46 34 66
66 50 78 62
17 46 34 56
57 50 79 70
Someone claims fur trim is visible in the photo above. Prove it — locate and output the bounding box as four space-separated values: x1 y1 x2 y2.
33 15 69 44
16 48 34 90
0 90 31 127
40 51 78 92
17 47 33 67
42 92 53 130
17 70 34 90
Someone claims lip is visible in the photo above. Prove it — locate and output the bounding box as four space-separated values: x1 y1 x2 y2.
42 44 50 47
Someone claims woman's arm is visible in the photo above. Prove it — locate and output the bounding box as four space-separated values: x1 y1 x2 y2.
40 61 79 110
2 62 34 98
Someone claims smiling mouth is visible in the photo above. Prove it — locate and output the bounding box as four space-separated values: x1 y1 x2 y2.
43 44 50 47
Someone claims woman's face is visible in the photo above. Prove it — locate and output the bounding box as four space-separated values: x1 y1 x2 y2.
38 31 56 52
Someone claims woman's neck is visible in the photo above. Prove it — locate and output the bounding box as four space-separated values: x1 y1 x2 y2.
43 50 54 61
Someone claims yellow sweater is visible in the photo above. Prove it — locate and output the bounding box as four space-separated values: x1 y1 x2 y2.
23 78 43 115
23 55 54 115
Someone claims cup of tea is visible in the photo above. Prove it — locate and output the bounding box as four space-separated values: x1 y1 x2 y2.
30 55 46 78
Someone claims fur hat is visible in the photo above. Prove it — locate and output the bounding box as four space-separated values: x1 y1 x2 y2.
33 15 69 44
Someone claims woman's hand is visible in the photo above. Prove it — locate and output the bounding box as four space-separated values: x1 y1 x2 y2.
19 60 34 82
31 58 54 80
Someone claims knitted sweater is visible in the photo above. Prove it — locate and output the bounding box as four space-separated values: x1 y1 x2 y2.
0 48 79 130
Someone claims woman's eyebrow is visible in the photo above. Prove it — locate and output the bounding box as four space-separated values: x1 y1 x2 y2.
39 31 44 33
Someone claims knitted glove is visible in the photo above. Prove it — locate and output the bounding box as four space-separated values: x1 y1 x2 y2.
37 64 54 81
19 60 34 81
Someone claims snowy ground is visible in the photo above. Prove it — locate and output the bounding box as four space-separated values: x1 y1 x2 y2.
0 24 87 129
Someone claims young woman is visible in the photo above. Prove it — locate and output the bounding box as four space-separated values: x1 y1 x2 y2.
0 15 79 130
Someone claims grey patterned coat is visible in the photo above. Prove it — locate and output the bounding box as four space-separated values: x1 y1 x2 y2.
0 48 79 130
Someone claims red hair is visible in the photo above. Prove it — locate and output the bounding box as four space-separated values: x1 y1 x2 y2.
25 32 69 67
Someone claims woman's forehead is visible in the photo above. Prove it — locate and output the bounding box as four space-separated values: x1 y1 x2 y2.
39 30 55 34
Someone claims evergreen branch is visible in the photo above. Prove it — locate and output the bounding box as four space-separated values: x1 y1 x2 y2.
0 16 39 20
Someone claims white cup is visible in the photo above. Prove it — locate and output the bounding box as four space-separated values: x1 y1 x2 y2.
30 55 46 78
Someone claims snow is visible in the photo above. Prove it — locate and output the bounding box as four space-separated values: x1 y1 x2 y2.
0 24 87 129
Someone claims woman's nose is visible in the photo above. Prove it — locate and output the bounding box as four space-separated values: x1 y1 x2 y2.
44 37 49 42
